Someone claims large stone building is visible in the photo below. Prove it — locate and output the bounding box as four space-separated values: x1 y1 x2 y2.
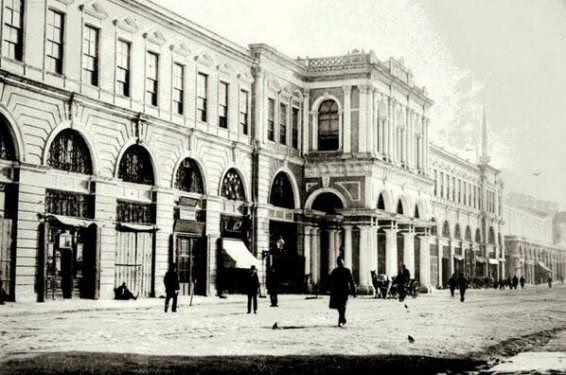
0 0 562 302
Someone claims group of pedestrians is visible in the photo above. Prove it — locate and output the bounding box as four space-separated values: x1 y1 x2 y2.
446 273 469 302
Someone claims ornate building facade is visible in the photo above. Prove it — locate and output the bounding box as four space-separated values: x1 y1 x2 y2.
0 0 563 302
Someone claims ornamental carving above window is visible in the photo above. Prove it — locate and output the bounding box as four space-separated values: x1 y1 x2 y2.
221 169 245 201
118 145 154 185
0 119 16 161
175 158 204 194
48 129 93 174
45 189 94 219
269 172 294 209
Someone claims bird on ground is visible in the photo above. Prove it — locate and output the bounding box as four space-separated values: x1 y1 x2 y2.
408 335 415 343
272 322 278 329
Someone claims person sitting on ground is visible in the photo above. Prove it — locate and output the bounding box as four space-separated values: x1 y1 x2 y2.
0 277 6 305
114 282 138 300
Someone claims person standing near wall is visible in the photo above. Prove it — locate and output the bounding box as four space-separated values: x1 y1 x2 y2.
164 263 180 313
329 256 356 327
247 265 260 314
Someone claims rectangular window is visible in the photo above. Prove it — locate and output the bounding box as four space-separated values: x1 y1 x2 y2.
446 175 451 200
440 172 444 198
434 170 438 196
267 98 275 141
116 39 130 97
457 179 461 204
46 9 64 74
145 52 159 106
239 90 248 135
452 177 456 202
3 0 24 61
172 63 184 115
218 81 228 128
197 73 208 122
279 103 287 144
292 107 299 149
82 25 99 86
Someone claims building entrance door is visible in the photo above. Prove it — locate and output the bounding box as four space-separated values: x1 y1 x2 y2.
0 218 13 300
176 235 207 296
115 231 153 298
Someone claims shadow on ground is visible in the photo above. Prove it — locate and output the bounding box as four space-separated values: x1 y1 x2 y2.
0 352 485 375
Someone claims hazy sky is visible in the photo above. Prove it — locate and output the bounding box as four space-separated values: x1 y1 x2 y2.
154 0 566 208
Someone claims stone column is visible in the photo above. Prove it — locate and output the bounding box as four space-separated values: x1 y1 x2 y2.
403 232 415 275
303 225 312 279
154 187 176 298
449 239 455 276
342 86 352 153
343 225 353 270
327 229 336 275
385 229 398 277
438 238 444 287
358 226 372 288
370 222 378 271
310 227 319 284
419 235 430 286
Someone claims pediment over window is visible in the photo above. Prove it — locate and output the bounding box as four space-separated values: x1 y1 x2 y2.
194 52 216 67
237 71 254 84
56 0 75 5
113 16 139 33
144 29 167 46
170 42 190 56
267 77 282 92
217 63 233 74
80 1 108 20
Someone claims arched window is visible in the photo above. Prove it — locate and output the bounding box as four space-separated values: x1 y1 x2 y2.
0 116 16 161
47 129 92 174
475 228 482 243
465 226 472 242
269 172 295 209
442 221 450 238
454 224 461 239
312 192 343 215
317 100 339 151
118 145 154 185
175 158 203 194
396 200 404 215
377 193 385 210
221 168 245 201
430 218 437 236
488 227 495 244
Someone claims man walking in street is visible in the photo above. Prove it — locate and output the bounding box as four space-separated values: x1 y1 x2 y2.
447 273 456 297
512 275 519 290
395 264 411 302
520 275 526 289
164 263 180 313
266 266 279 307
247 265 260 314
457 272 468 302
329 256 356 327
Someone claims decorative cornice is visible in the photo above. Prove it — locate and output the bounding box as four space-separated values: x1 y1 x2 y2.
144 29 167 46
170 42 191 56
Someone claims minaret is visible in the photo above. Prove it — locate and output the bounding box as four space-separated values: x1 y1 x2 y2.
479 108 490 165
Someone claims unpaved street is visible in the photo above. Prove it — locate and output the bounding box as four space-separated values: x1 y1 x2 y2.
1 286 565 363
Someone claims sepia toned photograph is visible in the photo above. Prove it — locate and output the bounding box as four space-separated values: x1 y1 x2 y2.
0 0 565 374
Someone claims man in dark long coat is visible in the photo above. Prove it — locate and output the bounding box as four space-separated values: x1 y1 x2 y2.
164 263 180 313
329 256 356 327
247 265 260 314
456 272 468 302
266 266 279 307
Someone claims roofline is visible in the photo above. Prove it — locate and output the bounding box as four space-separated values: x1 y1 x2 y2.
117 0 254 63
430 143 480 171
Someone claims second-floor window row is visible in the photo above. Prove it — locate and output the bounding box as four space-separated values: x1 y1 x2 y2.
46 9 64 74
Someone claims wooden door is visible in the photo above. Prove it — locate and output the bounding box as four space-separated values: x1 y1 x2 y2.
176 236 192 296
115 231 153 298
0 218 13 299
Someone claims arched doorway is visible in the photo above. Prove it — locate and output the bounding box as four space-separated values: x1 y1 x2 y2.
173 158 207 296
0 115 17 301
44 129 99 300
218 168 254 294
115 144 156 298
311 191 344 286
268 172 302 293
